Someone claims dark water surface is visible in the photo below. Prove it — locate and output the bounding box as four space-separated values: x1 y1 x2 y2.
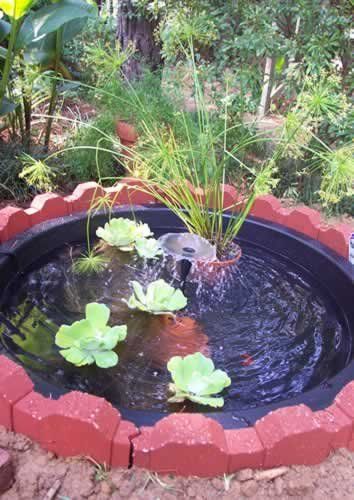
0 238 350 414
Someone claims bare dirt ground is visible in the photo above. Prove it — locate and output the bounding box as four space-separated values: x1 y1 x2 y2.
0 426 354 500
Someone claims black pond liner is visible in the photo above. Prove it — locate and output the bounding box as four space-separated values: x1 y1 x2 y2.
0 205 353 429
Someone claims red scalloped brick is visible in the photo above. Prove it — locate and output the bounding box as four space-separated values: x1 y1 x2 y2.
111 420 139 467
0 356 34 430
250 195 282 222
66 182 106 213
13 391 55 442
225 428 264 472
255 404 331 467
335 382 354 451
314 404 352 450
136 414 228 477
318 223 353 258
133 426 153 469
0 207 30 242
279 206 322 239
40 392 120 464
335 382 354 420
30 193 71 223
105 178 155 205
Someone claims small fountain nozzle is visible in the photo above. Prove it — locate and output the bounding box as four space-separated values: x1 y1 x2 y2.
158 233 216 289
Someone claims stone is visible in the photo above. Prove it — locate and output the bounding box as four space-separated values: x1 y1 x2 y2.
236 468 254 482
0 448 14 494
274 477 284 496
241 479 258 497
254 466 289 481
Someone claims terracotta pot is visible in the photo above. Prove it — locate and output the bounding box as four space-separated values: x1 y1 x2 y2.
116 120 138 144
192 241 242 282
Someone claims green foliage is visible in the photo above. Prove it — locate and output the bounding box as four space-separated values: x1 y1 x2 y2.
19 152 57 191
125 279 187 316
314 144 354 208
167 352 231 408
160 8 217 60
0 0 34 20
63 113 119 182
0 142 29 200
55 302 127 368
84 40 135 86
0 0 97 150
63 11 117 80
96 217 152 251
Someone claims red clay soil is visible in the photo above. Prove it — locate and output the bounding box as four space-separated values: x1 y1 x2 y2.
0 426 353 500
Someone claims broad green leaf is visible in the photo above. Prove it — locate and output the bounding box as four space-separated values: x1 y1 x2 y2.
167 353 231 408
0 0 34 19
135 237 162 259
0 45 7 60
60 346 94 366
131 281 146 305
188 394 225 408
0 96 16 116
0 18 10 42
107 325 127 345
55 302 127 368
93 350 118 369
85 302 110 329
17 0 96 47
55 319 93 348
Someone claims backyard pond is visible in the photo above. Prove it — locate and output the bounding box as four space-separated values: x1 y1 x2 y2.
0 217 350 424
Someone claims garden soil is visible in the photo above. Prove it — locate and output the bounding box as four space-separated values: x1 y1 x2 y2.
0 426 353 500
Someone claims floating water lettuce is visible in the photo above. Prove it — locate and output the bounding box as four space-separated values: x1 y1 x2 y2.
96 217 152 251
125 279 187 315
135 237 163 259
55 303 127 368
167 352 231 407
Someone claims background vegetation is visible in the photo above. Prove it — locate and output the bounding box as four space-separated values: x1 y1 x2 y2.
0 0 352 216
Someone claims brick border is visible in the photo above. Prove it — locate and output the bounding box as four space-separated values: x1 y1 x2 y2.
0 180 353 476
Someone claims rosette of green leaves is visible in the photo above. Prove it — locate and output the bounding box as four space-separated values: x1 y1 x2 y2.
135 237 163 259
167 352 231 408
96 217 152 251
55 303 127 368
125 279 187 315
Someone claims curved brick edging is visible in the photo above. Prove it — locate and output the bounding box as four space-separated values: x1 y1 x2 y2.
0 181 352 258
0 180 353 476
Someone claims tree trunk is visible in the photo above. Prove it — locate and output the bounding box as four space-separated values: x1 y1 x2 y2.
257 56 276 118
117 0 162 81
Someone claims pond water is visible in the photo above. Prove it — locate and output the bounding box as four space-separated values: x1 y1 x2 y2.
0 235 349 414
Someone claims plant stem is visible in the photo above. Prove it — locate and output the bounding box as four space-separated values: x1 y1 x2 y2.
0 19 20 106
44 29 62 150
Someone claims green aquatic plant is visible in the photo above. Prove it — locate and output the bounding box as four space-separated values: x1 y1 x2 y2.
55 302 127 368
125 279 187 316
135 237 163 259
167 352 231 408
71 249 109 275
96 217 152 251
